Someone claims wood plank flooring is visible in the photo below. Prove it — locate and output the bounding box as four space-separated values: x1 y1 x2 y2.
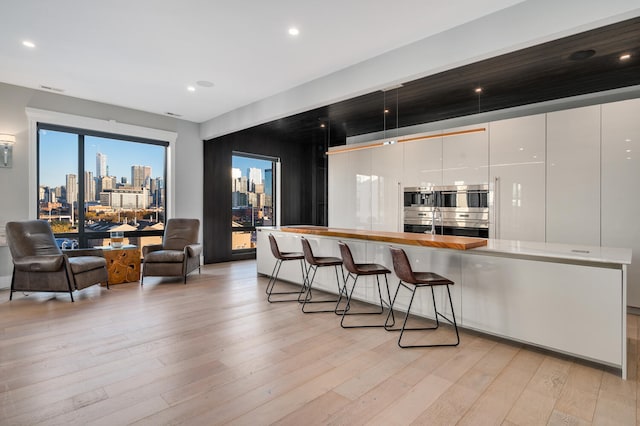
0 260 637 425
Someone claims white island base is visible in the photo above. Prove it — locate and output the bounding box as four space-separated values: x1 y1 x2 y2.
257 227 631 379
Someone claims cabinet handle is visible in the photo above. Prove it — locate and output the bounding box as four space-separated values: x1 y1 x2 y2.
494 176 500 239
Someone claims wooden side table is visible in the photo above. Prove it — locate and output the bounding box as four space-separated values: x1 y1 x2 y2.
97 245 141 285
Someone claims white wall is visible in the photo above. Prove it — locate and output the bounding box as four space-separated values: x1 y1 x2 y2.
0 82 202 288
200 0 640 140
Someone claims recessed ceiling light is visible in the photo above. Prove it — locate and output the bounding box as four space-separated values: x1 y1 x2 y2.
196 80 214 88
475 87 483 94
39 84 64 93
166 112 182 117
320 123 326 128
288 27 299 36
22 40 35 48
384 109 390 114
187 86 196 92
620 53 631 61
569 49 596 61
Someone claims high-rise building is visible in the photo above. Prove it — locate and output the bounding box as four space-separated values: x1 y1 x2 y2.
265 168 273 197
84 171 95 202
248 167 262 184
131 165 151 188
65 174 77 206
96 152 107 178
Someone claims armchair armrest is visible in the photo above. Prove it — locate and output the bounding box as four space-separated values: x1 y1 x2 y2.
185 243 202 258
13 255 65 272
143 244 164 257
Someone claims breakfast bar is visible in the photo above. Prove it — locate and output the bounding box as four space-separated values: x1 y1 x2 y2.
257 226 631 378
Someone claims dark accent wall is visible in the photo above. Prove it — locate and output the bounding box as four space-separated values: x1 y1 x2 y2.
203 125 327 263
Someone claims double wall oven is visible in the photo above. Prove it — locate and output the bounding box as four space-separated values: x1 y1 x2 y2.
404 184 489 238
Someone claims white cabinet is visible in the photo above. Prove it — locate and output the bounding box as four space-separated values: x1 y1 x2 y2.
602 98 640 307
371 142 403 231
328 149 372 229
402 131 443 187
546 106 601 246
489 114 546 241
442 124 489 185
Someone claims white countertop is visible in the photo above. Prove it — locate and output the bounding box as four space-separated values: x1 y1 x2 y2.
473 239 632 265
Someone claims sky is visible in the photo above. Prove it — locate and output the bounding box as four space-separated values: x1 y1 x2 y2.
39 129 165 188
232 155 273 179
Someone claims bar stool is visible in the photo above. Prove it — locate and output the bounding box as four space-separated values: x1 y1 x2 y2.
300 237 346 314
338 241 395 329
265 234 307 303
384 246 459 348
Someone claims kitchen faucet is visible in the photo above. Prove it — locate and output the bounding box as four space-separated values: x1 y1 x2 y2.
431 206 441 235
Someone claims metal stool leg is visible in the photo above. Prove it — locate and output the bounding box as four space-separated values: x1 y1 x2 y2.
266 258 307 303
341 273 394 328
301 264 345 314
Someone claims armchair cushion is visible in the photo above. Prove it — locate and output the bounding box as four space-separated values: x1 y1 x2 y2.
13 255 64 272
145 250 184 263
142 244 164 257
68 256 108 274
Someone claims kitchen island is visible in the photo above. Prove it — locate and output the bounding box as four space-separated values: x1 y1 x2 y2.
257 226 631 378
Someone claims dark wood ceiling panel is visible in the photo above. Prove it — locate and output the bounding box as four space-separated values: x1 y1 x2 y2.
213 17 640 147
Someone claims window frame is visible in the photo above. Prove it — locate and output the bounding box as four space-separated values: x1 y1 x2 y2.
26 108 177 245
231 151 280 256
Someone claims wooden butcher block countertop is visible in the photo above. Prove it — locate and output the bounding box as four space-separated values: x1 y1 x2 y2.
280 226 487 250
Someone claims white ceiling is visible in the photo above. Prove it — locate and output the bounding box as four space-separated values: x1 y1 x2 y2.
0 0 524 123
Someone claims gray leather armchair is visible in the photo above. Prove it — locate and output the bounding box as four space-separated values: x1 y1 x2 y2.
6 220 109 302
141 218 201 284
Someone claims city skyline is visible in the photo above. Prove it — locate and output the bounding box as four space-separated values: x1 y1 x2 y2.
39 129 165 188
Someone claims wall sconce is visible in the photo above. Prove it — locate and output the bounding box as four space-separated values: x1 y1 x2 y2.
0 134 15 168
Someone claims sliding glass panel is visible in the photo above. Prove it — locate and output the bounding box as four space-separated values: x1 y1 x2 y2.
38 129 79 247
231 154 276 252
83 135 166 248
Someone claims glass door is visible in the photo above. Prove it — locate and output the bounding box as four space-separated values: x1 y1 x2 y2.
231 153 278 254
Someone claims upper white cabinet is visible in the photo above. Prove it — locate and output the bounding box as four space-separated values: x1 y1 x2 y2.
328 148 372 229
546 105 601 246
601 98 640 307
371 142 403 232
442 124 489 185
489 114 546 241
402 131 443 188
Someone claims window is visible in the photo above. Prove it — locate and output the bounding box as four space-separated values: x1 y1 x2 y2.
231 153 278 253
37 123 168 249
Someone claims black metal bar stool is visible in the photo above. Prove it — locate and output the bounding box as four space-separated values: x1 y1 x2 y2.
384 246 459 348
300 237 346 314
338 241 395 328
265 234 307 303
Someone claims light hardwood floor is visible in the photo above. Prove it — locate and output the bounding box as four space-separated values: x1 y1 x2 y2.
0 260 637 425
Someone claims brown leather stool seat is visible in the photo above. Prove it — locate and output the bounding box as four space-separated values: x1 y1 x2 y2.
300 237 346 314
384 246 459 348
265 234 307 303
338 241 395 329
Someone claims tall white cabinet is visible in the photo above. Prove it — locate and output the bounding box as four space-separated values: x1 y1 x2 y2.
402 131 443 187
371 143 403 231
442 124 489 185
489 115 546 241
328 149 372 229
602 98 640 307
546 106 601 246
